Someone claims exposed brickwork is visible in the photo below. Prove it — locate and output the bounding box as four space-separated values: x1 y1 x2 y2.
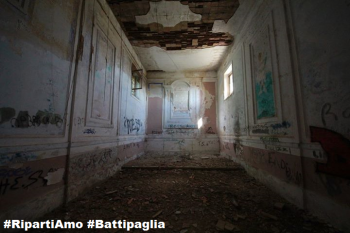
107 0 239 50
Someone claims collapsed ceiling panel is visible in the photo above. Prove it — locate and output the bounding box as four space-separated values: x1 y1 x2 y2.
108 0 239 50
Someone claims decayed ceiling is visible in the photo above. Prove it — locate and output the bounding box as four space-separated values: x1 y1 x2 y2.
107 0 241 72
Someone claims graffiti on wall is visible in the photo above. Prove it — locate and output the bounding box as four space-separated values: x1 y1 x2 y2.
267 152 302 185
83 128 96 134
310 126 350 179
10 110 63 128
198 140 219 147
166 124 197 129
250 121 291 136
0 152 38 166
165 129 197 136
265 145 290 154
321 103 350 136
270 121 291 134
259 137 290 154
70 148 114 175
251 124 269 134
122 142 140 150
0 166 62 195
124 117 143 134
247 148 302 185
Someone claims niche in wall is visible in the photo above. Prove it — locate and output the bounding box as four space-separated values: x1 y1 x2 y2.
164 80 199 129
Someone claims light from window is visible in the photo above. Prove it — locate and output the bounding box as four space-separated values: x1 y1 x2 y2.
198 118 203 129
224 64 233 100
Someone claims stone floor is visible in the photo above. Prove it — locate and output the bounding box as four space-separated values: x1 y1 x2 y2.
37 155 342 233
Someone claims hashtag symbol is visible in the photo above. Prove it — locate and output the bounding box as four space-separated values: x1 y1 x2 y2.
3 220 11 229
87 220 94 228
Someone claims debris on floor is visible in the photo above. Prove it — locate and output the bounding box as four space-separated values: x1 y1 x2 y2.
37 157 342 233
123 155 241 170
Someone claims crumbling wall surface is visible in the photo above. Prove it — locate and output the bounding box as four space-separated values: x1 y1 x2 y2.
217 0 350 231
0 0 147 221
146 72 219 158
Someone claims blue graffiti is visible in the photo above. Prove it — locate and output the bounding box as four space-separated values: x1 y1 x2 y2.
270 121 291 130
83 128 96 134
0 152 37 166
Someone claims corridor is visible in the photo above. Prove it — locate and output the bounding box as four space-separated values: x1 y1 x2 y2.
0 0 349 232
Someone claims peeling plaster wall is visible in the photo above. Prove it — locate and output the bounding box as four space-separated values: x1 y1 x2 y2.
146 72 219 157
217 0 350 231
0 0 147 221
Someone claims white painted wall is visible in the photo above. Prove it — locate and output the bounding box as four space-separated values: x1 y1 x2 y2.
217 0 350 231
0 0 148 221
118 47 147 136
0 0 81 221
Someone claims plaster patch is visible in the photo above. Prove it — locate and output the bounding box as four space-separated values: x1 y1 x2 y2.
136 1 201 28
212 20 230 33
45 168 65 185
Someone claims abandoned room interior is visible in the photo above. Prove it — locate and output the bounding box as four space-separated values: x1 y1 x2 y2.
0 0 349 232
